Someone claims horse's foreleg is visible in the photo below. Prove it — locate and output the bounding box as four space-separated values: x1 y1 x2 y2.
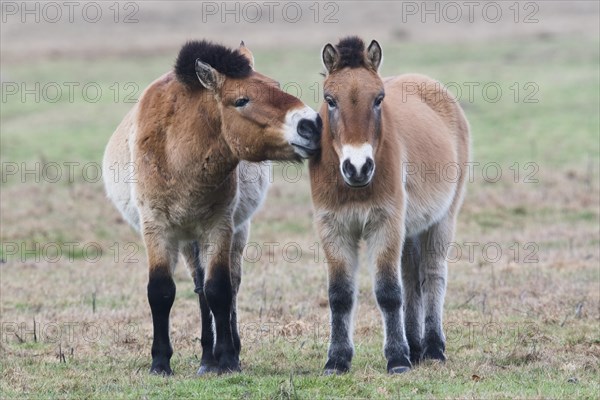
401 236 423 365
144 229 178 375
367 218 411 374
203 222 240 373
318 219 359 375
181 242 218 375
419 217 453 362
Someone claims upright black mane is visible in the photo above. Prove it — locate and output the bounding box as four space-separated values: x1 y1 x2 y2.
174 40 252 90
335 36 366 69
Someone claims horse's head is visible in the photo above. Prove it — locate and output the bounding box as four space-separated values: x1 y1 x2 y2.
320 37 384 188
176 41 321 162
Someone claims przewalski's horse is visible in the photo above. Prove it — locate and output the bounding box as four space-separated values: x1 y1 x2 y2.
309 37 470 374
102 40 321 375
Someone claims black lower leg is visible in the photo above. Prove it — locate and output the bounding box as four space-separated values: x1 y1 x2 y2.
204 266 239 373
421 264 447 362
231 299 241 356
192 261 217 373
401 237 423 365
422 315 446 361
375 274 411 373
230 261 242 357
148 272 176 375
324 274 355 374
420 226 448 362
405 317 423 365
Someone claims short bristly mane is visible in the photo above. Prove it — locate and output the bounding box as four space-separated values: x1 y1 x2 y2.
336 36 367 69
174 40 252 90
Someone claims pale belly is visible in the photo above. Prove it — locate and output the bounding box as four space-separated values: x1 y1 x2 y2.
404 179 456 237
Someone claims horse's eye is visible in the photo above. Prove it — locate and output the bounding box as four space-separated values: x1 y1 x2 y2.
325 96 337 109
234 97 250 107
374 95 384 108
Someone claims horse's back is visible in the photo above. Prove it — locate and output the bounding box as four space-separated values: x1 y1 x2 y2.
102 72 186 233
102 105 140 231
383 73 470 234
385 74 467 136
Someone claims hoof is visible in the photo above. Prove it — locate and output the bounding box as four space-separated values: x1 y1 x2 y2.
324 358 350 375
409 345 423 366
216 355 241 375
323 368 346 376
149 365 173 376
422 346 446 362
388 366 411 374
387 354 412 375
196 364 219 376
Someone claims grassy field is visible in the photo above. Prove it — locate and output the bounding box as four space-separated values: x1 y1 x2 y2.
1 17 599 400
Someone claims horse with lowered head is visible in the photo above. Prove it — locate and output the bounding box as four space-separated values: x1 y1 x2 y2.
309 37 470 374
103 40 321 375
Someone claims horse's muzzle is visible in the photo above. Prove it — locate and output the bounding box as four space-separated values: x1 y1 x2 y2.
287 108 322 158
340 143 375 187
342 157 375 187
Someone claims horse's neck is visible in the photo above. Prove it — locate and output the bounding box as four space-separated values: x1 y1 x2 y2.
160 93 238 190
186 121 241 191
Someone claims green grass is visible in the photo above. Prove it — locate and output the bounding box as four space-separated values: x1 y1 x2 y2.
2 326 598 399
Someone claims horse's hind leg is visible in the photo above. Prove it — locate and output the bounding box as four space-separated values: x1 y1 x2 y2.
229 222 249 358
181 242 217 375
203 223 240 373
401 236 423 365
419 216 453 362
144 228 178 375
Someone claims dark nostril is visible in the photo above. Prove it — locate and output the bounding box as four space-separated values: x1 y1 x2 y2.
342 159 357 178
315 114 323 132
297 118 321 140
361 158 374 176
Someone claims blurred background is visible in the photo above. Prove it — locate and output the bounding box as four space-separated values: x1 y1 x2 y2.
1 1 599 398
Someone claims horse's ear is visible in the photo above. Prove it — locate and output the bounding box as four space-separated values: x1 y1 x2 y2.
239 41 255 69
366 40 383 71
195 60 223 91
322 43 338 74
